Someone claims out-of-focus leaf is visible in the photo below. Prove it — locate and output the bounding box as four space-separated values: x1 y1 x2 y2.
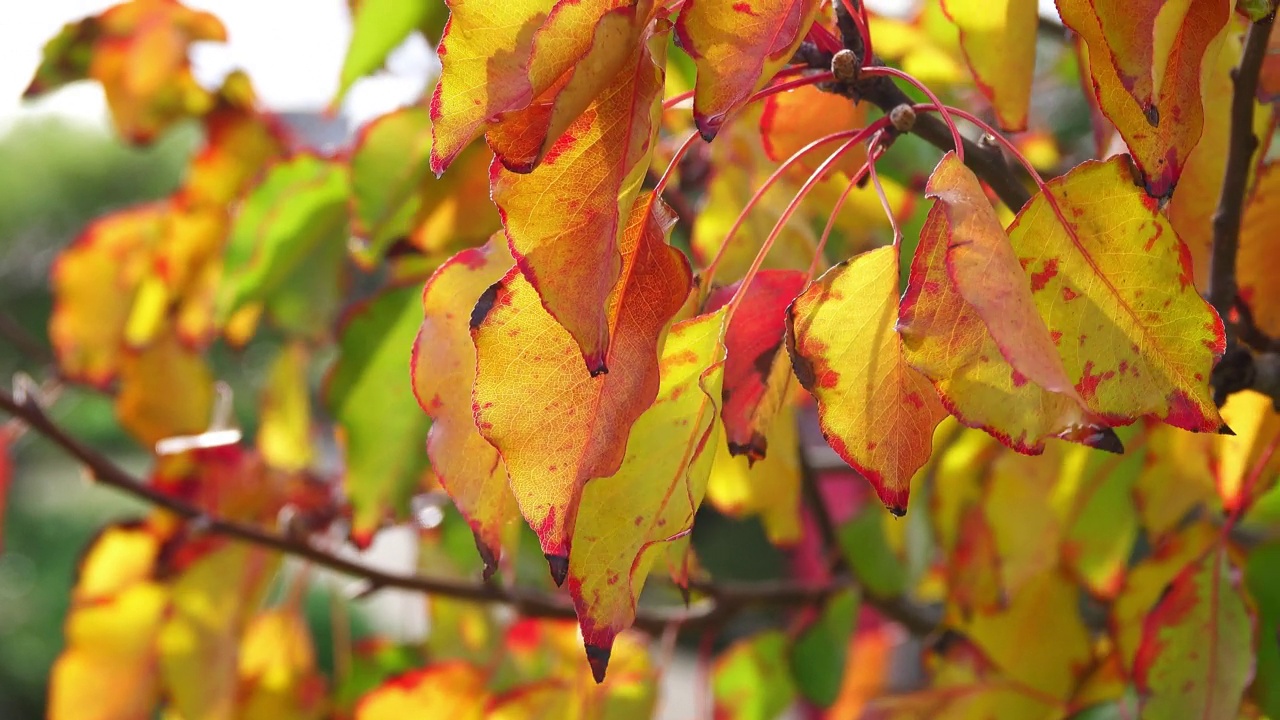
941 0 1038 131
1112 521 1219 670
566 307 725 680
0 429 9 554
706 404 803 547
790 590 859 707
760 83 867 176
412 237 517 574
349 106 434 261
24 17 100 97
982 448 1060 598
868 10 967 87
674 0 822 139
355 662 489 719
713 631 797 720
838 505 909 599
257 342 313 472
1059 439 1142 599
115 328 215 447
472 193 691 576
1134 423 1217 542
238 610 328 720
1238 164 1280 338
338 0 442 102
1057 0 1230 196
1135 546 1253 719
325 285 432 546
787 245 948 514
491 23 667 372
50 203 166 388
707 269 807 460
1217 389 1280 514
1247 542 1280 719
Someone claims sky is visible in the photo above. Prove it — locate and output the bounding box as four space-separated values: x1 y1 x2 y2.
0 0 1063 130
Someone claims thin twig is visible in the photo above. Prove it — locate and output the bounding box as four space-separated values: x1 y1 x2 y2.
0 386 940 635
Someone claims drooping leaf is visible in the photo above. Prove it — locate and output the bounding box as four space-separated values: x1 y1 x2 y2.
1238 163 1280 338
216 155 350 337
1057 0 1230 196
472 192 691 577
790 590 860 707
1217 389 1280 514
257 342 313 472
1134 546 1254 719
490 22 667 372
980 448 1061 598
787 245 948 514
712 631 797 720
1004 156 1225 432
412 237 517 574
325 285 432 546
674 0 822 139
940 0 1037 131
1134 423 1217 542
338 0 442 102
566 307 725 679
898 155 1113 455
355 662 489 719
115 328 215 447
706 404 803 547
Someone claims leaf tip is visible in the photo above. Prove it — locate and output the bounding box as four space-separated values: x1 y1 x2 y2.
587 352 609 377
727 433 768 465
545 553 569 587
584 643 611 684
1218 422 1236 437
1081 426 1125 454
474 533 499 581
886 504 907 518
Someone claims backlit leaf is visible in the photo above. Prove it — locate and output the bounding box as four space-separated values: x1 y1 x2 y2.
257 342 313 472
237 610 327 720
760 83 867 177
472 192 691 576
413 237 517 574
1057 0 1230 196
338 0 441 102
1134 422 1217 542
787 245 948 514
712 630 797 720
566 307 725 679
1217 389 1280 514
490 22 667 372
941 0 1038 130
674 0 822 139
1238 163 1280 338
326 285 432 546
355 662 488 719
1005 156 1225 432
1134 546 1253 719
115 328 215 447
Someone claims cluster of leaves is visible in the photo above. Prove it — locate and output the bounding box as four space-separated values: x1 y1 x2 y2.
14 0 1280 717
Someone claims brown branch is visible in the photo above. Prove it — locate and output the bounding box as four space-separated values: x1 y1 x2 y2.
1206 12 1277 406
0 386 940 636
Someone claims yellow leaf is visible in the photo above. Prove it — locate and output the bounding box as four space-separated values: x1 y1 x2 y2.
941 0 1038 130
356 662 488 719
257 342 313 472
706 404 803 546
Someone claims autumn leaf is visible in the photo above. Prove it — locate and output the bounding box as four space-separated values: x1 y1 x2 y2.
674 0 822 139
1003 156 1225 432
1134 423 1217 541
706 404 803 546
1237 163 1280 338
355 662 488 719
237 611 328 720
1057 0 1230 196
712 631 798 719
412 237 517 575
116 328 215 447
490 21 667 372
899 154 1117 455
565 308 724 679
940 0 1038 131
1134 545 1254 719
337 0 445 103
472 192 691 578
50 203 166 388
760 83 867 177
787 245 948 514
257 342 313 472
1217 389 1280 514
326 285 432 547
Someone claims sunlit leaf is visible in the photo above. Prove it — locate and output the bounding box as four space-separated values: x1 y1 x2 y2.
326 285 432 546
472 192 691 577
413 237 518 574
713 630 797 720
355 662 489 719
116 328 215 447
674 0 822 139
1217 389 1280 514
1134 423 1217 542
490 22 667 371
1135 546 1253 719
338 0 443 102
257 342 313 472
941 0 1037 130
787 245 948 514
1058 441 1142 599
706 404 803 547
566 307 725 679
760 83 867 176
1057 0 1230 196
1238 163 1280 338
238 610 328 720
497 618 657 711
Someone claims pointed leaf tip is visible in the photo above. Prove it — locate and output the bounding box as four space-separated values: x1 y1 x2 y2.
585 643 611 684
1219 423 1236 436
1081 426 1125 454
546 553 569 587
474 534 499 581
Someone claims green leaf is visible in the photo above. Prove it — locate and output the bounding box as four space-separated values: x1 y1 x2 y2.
337 0 444 103
349 106 432 264
217 155 350 327
1238 0 1275 22
789 590 859 707
324 284 431 546
1248 543 1280 718
24 17 99 98
713 630 797 720
839 506 908 598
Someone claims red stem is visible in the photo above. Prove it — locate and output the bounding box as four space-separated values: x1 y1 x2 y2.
654 130 701 196
861 66 964 163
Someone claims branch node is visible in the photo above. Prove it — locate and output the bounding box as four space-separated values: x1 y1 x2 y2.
831 49 860 85
889 104 917 134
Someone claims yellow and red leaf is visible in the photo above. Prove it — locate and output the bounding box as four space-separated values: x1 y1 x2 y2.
941 0 1038 131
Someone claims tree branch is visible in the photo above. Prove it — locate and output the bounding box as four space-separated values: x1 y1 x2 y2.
0 386 940 636
1206 12 1277 405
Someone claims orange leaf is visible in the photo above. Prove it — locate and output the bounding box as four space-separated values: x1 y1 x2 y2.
1004 156 1224 432
1057 0 1230 196
759 83 867 177
566 307 726 681
787 245 948 514
116 328 215 447
491 23 668 371
674 0 822 139
941 0 1038 131
472 192 692 578
355 662 488 719
237 610 328 720
413 237 518 575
